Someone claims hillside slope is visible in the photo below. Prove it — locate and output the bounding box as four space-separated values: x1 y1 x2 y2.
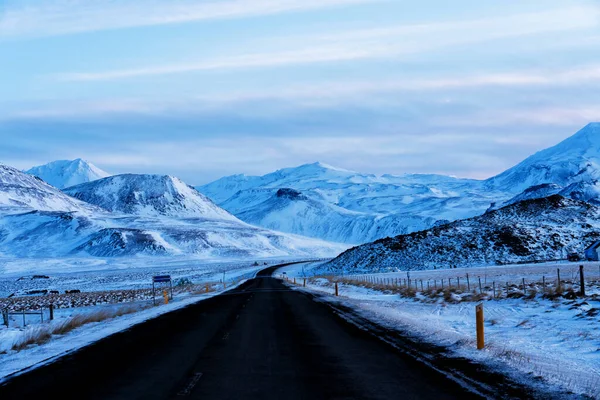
64 174 237 220
200 162 499 244
324 195 600 272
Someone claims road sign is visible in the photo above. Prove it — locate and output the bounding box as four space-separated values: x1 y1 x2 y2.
152 275 173 305
153 275 171 283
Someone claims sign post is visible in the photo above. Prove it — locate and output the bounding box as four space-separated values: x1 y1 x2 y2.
152 275 172 306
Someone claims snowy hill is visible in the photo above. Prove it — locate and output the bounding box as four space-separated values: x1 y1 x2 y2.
225 188 435 243
199 162 503 244
64 174 238 220
0 166 345 258
324 195 600 273
27 159 110 189
0 164 99 214
485 123 600 193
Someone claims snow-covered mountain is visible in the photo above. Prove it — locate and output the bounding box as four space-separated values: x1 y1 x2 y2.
485 123 600 193
0 166 345 259
0 163 100 214
324 195 600 273
226 188 436 244
64 174 237 220
199 123 600 245
199 162 504 244
27 159 110 189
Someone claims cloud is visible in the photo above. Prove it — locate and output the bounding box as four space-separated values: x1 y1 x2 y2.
52 5 600 82
0 0 377 39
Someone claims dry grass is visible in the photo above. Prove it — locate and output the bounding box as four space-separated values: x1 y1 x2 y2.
10 304 145 352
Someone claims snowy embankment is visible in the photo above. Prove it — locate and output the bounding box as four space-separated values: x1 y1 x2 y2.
279 262 600 398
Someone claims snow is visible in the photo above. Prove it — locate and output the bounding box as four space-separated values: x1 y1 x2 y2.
197 123 600 245
0 164 100 214
283 262 600 398
198 161 500 244
486 123 600 193
26 159 110 189
0 166 347 259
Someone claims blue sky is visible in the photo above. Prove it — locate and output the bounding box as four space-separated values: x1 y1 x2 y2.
1 0 599 184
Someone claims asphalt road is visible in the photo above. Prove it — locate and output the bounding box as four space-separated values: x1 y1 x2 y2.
0 264 488 400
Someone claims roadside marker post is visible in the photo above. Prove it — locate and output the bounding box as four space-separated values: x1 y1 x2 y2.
163 290 169 305
303 278 306 287
476 303 485 350
335 282 339 297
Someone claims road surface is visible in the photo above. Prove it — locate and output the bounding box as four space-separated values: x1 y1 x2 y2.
0 264 531 399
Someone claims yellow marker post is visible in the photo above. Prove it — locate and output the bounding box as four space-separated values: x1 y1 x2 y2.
476 303 484 350
163 290 169 305
205 284 209 293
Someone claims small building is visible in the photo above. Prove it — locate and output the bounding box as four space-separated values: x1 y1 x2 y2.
584 241 600 261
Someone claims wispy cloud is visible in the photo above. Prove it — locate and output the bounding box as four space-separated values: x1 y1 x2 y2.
0 0 377 39
26 64 600 118
52 6 600 82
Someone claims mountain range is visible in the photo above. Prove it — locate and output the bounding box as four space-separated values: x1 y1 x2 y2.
11 122 600 268
0 164 345 259
198 123 600 245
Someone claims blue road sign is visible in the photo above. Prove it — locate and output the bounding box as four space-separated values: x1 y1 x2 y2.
153 275 171 283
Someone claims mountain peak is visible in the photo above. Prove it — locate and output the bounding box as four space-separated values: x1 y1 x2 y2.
64 173 238 220
27 159 111 189
302 162 353 172
486 123 600 193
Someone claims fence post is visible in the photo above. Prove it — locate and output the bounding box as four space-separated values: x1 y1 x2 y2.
22 309 26 327
335 282 339 297
293 277 296 285
492 282 496 299
303 278 306 287
542 276 545 293
457 277 460 289
522 278 526 296
466 273 470 291
579 265 585 297
557 268 561 290
478 277 482 294
506 282 509 297
2 309 8 327
49 304 54 321
420 280 424 291
476 303 485 350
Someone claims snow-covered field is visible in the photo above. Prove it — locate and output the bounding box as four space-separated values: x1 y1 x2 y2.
0 255 304 297
0 256 317 380
0 282 244 381
280 261 600 398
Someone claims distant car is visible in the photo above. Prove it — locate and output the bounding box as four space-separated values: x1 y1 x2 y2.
567 252 581 261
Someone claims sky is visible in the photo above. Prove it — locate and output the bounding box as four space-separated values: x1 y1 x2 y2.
1 0 599 185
